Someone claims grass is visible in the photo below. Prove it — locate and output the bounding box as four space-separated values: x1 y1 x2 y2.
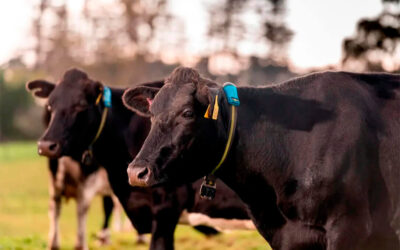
0 142 269 250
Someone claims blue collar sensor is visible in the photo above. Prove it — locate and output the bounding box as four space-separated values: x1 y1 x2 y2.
223 82 240 106
103 86 112 108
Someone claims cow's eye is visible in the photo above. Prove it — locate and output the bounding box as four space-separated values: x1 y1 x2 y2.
75 100 88 111
79 100 88 107
182 109 194 119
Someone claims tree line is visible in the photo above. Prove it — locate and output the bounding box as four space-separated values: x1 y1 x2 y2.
1 0 399 141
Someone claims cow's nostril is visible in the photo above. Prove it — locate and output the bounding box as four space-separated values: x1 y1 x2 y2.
160 147 173 158
49 143 58 151
37 140 60 158
137 167 149 180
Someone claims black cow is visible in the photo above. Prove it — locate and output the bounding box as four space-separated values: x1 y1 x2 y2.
123 66 400 250
26 68 251 250
43 104 130 250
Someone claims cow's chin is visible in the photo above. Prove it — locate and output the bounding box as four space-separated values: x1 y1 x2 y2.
59 145 86 163
128 177 151 187
145 176 169 188
147 174 187 188
159 160 205 187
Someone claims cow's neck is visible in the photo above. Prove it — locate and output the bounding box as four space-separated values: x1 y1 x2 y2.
91 88 147 168
212 86 291 237
87 88 151 205
215 86 289 187
211 84 334 240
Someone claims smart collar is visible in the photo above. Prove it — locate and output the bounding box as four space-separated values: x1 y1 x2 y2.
200 82 240 200
81 86 112 166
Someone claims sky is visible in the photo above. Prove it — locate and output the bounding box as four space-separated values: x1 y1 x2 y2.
0 0 385 70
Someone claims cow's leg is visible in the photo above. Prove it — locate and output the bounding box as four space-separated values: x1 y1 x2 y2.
124 204 153 244
75 197 90 250
360 228 400 250
119 192 153 243
75 186 97 250
149 207 181 250
102 195 114 230
117 197 148 243
96 195 113 246
111 195 123 232
48 195 62 250
325 212 370 250
273 221 326 250
137 234 148 244
149 186 189 250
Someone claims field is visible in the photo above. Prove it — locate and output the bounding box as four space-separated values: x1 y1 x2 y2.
0 142 269 250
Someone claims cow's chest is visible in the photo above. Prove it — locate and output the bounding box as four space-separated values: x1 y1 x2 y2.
275 179 338 226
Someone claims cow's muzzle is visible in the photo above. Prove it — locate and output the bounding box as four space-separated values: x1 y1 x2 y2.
37 140 61 158
127 162 152 187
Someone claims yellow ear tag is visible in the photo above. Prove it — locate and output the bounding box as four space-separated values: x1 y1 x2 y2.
204 104 211 119
95 93 103 105
212 95 219 120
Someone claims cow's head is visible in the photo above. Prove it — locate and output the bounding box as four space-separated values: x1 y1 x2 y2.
123 67 223 187
27 68 104 160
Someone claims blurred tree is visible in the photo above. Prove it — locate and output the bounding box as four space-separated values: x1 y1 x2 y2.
342 0 400 71
120 0 168 48
16 0 296 141
30 0 184 72
206 0 292 65
29 0 292 76
32 0 49 69
44 1 76 76
0 63 42 141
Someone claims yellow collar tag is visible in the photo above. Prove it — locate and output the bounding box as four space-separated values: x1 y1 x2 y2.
95 92 103 105
203 94 219 120
204 104 211 118
212 95 219 120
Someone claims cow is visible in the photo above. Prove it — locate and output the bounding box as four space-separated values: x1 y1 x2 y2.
26 68 252 250
43 106 137 250
122 66 400 250
46 157 129 250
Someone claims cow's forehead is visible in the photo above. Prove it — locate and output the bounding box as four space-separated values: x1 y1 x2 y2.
151 83 196 115
48 80 86 106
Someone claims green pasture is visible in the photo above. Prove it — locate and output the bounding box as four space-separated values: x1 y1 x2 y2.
0 142 269 250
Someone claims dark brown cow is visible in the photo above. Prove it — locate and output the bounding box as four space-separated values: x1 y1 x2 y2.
43 106 134 250
123 67 400 250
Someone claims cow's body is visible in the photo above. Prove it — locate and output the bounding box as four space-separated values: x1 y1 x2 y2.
47 156 126 250
124 68 400 250
220 72 400 249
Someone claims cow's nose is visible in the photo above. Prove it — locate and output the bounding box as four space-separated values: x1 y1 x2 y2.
37 140 61 158
127 162 152 187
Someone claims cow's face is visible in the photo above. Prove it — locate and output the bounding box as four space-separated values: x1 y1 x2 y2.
123 67 219 187
27 69 103 160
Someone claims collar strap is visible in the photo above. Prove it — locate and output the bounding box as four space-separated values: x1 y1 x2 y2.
200 82 239 200
81 86 112 166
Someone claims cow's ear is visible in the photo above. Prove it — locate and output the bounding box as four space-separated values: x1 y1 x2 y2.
84 80 103 103
26 80 55 98
122 86 160 116
196 82 219 105
195 84 220 117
